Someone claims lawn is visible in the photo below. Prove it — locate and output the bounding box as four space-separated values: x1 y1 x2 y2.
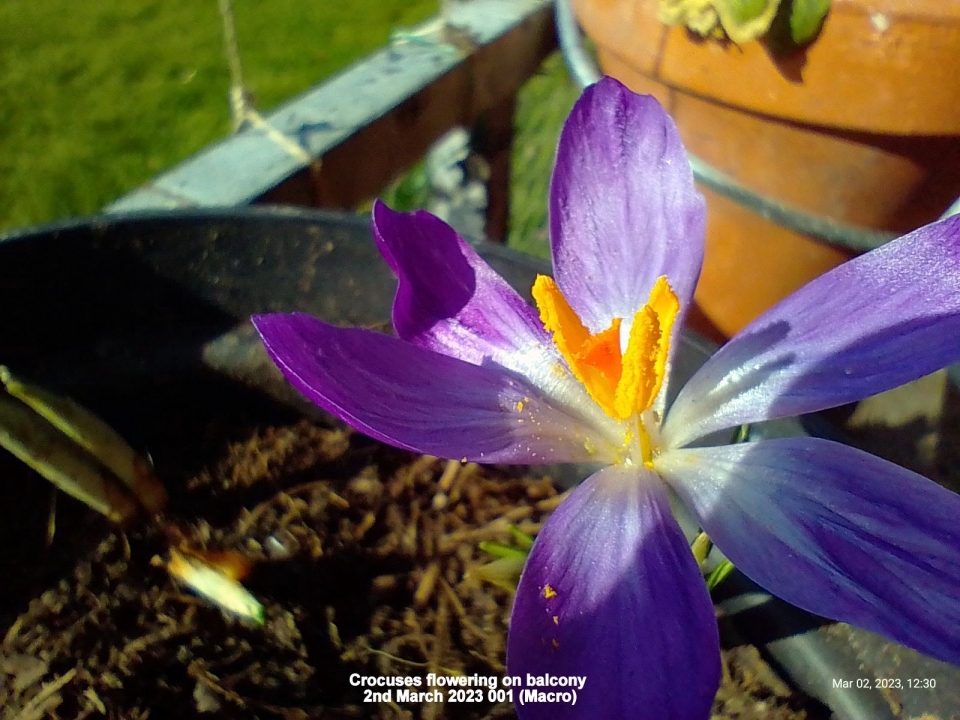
0 0 578 255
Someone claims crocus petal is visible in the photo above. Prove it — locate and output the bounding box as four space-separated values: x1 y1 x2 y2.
373 202 559 365
372 201 624 444
252 313 621 464
373 201 553 368
657 438 960 665
508 465 720 720
663 216 960 448
549 77 705 334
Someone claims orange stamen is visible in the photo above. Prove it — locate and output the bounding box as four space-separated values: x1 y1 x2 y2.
645 276 680 404
533 275 679 422
532 275 589 368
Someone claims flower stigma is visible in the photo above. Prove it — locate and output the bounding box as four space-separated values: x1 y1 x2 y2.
532 275 679 469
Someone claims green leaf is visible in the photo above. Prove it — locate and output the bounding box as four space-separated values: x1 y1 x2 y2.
725 0 774 25
706 560 736 591
471 556 526 592
508 524 535 550
1 365 168 515
691 532 713 567
478 541 529 560
0 391 141 524
789 0 830 45
732 424 751 443
715 0 780 44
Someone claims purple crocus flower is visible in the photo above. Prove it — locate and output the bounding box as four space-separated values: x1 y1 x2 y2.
252 77 960 719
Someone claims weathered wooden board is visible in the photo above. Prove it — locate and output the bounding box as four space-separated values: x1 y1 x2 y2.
106 0 555 216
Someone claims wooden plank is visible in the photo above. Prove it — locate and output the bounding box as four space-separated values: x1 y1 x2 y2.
106 0 555 214
473 95 517 243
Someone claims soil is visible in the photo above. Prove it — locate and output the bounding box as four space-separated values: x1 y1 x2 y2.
1 420 827 720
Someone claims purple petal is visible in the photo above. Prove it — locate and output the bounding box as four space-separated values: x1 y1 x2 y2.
252 313 621 464
549 77 705 333
373 201 552 368
657 438 960 665
508 465 720 720
664 216 960 448
372 201 622 441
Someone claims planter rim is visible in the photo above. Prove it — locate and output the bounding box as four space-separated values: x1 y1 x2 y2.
0 205 372 246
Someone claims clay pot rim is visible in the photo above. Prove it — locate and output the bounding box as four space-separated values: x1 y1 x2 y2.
573 0 960 134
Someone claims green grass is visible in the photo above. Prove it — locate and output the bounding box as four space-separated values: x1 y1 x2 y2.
505 52 580 256
0 0 434 230
0 0 577 255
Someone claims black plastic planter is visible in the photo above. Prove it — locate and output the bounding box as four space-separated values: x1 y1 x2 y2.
1 207 957 718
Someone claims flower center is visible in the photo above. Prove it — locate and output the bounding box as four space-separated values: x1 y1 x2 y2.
532 275 679 465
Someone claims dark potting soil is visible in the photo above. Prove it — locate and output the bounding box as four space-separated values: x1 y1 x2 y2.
1 421 826 720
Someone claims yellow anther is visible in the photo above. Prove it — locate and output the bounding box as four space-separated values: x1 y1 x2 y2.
533 275 624 416
614 305 660 418
532 275 589 367
534 274 679 421
645 276 679 405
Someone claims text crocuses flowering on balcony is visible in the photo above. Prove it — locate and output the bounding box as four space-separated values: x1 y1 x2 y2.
253 77 960 720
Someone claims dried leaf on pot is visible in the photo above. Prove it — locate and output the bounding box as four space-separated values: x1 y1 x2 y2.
659 0 782 44
659 0 724 37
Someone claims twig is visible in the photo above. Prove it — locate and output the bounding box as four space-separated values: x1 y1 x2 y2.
437 459 461 491
11 668 77 720
188 661 248 709
414 561 441 609
45 486 57 546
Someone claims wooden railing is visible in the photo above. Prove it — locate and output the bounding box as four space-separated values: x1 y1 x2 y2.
105 0 556 244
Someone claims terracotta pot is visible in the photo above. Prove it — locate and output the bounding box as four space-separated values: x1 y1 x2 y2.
573 0 960 338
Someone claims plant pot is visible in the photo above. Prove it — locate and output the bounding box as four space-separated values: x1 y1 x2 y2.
572 0 960 337
0 208 957 717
